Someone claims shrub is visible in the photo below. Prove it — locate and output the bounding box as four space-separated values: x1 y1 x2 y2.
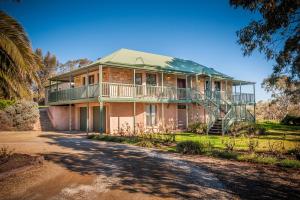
0 101 39 131
247 137 259 153
278 159 300 168
281 115 300 126
238 154 277 165
223 137 236 152
137 140 156 148
288 143 300 160
188 122 207 134
0 99 15 110
176 141 206 154
213 150 238 159
0 146 14 163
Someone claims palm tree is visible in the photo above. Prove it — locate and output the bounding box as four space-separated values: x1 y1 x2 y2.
0 11 41 99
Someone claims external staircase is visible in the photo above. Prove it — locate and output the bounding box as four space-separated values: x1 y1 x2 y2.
38 108 55 131
192 89 255 135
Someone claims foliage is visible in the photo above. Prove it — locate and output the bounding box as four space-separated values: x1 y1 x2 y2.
247 137 259 153
0 146 14 164
57 58 92 74
0 100 39 130
0 99 15 110
0 11 42 99
281 115 300 126
136 140 156 148
288 143 300 160
223 137 236 152
176 141 206 155
188 122 207 134
34 48 58 104
278 159 300 168
230 0 300 101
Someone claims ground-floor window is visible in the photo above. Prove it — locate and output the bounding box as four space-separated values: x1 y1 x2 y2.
146 104 156 126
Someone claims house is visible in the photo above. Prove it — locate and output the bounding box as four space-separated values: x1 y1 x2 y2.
46 48 255 134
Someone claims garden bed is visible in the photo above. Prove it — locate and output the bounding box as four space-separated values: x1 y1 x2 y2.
0 153 44 177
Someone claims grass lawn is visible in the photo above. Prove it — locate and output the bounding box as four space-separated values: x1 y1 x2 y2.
173 121 300 152
88 121 300 168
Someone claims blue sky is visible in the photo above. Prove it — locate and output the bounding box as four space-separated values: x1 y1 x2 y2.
1 0 273 100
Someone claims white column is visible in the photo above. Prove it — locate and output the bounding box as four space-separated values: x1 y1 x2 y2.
133 69 136 134
161 72 164 129
69 74 72 131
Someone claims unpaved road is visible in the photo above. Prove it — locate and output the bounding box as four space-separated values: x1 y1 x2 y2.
0 131 299 200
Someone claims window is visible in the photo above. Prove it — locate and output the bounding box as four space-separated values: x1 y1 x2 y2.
82 77 86 85
146 74 156 85
146 104 156 126
177 105 186 109
88 75 94 85
135 73 142 85
214 81 221 91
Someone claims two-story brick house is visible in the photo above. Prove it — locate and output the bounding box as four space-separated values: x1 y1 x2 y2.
46 48 256 134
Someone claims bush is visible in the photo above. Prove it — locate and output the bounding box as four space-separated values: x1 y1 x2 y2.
223 137 236 151
278 159 300 168
0 99 15 110
0 101 39 131
247 138 259 153
288 143 300 160
281 115 300 126
188 122 207 134
0 146 14 164
176 141 206 154
137 140 156 148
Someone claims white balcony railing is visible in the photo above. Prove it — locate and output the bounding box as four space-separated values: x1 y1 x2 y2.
48 82 255 104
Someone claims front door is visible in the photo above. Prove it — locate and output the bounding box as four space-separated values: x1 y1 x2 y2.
80 107 87 131
177 104 187 129
214 81 221 102
93 106 106 132
177 78 186 99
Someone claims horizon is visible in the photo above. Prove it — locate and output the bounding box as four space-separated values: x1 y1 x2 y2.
1 0 273 101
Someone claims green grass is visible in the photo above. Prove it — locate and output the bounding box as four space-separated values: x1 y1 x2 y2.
173 121 300 152
88 121 300 169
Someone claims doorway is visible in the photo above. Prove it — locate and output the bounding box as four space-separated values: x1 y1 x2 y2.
93 106 106 132
177 78 186 99
177 104 187 129
80 107 87 131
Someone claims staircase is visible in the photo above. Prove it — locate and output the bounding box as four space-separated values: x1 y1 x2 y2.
38 108 55 131
208 119 222 134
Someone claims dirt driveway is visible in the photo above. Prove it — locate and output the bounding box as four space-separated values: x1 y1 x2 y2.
0 131 299 200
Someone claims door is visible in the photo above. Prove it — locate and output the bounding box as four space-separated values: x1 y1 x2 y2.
177 78 186 99
93 106 106 132
177 104 187 129
214 81 221 102
80 107 87 131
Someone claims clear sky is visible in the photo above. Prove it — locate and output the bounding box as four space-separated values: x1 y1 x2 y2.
1 0 273 100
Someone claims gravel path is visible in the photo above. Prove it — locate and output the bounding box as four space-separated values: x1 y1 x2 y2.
0 131 234 200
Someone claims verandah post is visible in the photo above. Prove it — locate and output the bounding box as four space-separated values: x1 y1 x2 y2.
253 83 256 122
161 72 164 130
69 73 72 132
185 75 189 129
99 65 103 134
133 69 136 134
86 69 89 134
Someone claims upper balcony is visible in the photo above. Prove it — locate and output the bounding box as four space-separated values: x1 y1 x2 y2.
47 82 255 105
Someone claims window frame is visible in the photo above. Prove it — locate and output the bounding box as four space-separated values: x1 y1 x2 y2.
146 104 157 126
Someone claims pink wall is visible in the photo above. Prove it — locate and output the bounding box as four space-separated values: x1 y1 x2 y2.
48 106 75 130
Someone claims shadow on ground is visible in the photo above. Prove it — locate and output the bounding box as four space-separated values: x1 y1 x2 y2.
39 134 300 200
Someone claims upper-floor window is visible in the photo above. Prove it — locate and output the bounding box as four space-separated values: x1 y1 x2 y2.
88 75 94 85
82 77 86 85
135 73 142 85
146 74 156 86
146 104 156 126
214 81 221 91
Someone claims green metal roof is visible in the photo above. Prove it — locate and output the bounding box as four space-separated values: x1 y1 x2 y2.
95 48 232 78
51 48 242 81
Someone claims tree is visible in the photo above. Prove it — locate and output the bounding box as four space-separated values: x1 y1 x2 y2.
230 0 300 99
34 48 58 103
0 11 42 99
57 58 92 74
